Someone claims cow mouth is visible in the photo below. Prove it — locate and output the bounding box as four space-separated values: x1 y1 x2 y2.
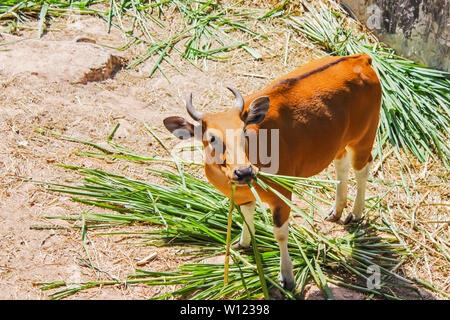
232 165 257 185
233 176 255 186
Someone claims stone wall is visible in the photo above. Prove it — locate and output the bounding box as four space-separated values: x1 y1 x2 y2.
341 0 449 71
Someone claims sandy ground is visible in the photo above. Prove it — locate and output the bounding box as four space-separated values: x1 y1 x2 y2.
0 5 448 300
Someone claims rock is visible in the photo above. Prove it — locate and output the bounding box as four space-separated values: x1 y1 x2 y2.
0 34 125 84
304 283 365 300
341 0 449 71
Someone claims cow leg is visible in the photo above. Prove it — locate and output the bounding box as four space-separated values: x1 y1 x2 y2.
325 152 350 222
344 149 372 224
232 202 256 249
272 204 294 290
344 160 371 224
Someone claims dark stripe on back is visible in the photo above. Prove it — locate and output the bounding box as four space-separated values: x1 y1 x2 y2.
271 56 354 89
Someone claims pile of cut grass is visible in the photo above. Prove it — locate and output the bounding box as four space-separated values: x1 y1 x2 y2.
33 126 440 300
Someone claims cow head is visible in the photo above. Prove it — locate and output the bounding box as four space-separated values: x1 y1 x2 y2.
163 87 270 185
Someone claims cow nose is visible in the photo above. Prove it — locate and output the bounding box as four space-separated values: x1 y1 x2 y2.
233 166 255 183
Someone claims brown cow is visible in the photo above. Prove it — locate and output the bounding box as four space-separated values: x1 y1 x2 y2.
164 53 382 290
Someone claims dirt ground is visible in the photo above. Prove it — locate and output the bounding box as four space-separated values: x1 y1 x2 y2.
0 5 448 300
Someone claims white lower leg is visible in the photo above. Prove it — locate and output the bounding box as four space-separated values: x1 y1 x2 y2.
352 161 371 219
333 154 350 217
274 221 294 289
239 202 255 247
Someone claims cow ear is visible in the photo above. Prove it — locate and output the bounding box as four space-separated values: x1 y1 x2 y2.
244 96 270 125
163 116 197 140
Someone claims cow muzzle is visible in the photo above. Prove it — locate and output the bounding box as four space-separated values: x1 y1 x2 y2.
233 166 257 185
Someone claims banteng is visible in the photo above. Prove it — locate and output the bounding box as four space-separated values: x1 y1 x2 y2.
164 53 382 290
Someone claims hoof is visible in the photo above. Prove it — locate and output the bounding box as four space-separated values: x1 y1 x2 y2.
231 238 251 250
279 270 295 291
343 214 363 225
280 277 295 291
324 209 341 222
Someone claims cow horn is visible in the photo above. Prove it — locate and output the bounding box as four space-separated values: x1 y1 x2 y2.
226 86 244 113
185 93 203 121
